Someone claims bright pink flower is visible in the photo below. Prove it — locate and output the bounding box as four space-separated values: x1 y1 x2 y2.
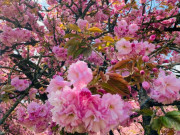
67 61 93 88
115 38 132 55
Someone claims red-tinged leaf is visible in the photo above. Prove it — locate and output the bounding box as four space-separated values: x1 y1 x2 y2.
101 73 130 96
146 63 156 69
111 59 131 71
100 71 107 82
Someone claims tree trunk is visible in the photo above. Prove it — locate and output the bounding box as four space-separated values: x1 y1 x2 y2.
139 88 158 135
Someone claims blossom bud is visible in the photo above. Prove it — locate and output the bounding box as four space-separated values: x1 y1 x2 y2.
163 59 169 63
152 68 158 72
140 70 145 75
155 45 161 49
97 89 107 94
142 56 149 62
111 59 118 65
149 35 156 41
131 43 135 48
110 47 114 52
142 81 150 90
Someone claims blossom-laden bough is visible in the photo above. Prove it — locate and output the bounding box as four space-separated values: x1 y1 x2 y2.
0 0 180 135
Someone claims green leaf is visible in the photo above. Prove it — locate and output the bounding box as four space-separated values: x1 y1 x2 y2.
81 46 92 57
161 111 180 131
0 93 10 102
67 43 79 56
66 39 92 59
151 111 180 133
68 24 81 32
166 111 180 116
64 34 80 38
135 109 153 116
103 36 114 42
65 37 80 48
151 118 162 134
88 27 102 33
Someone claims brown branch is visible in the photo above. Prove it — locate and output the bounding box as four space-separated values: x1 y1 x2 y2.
0 85 32 125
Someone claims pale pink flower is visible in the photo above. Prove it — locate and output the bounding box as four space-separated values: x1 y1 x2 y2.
143 42 155 55
83 110 107 134
77 19 89 31
150 70 180 104
128 24 139 34
133 41 143 54
46 75 70 93
52 46 67 61
17 107 27 121
101 94 124 122
115 38 132 55
27 101 40 114
67 61 93 88
11 77 30 91
117 20 128 29
174 34 180 47
140 0 146 3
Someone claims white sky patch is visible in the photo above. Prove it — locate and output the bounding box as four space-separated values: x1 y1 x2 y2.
37 0 48 8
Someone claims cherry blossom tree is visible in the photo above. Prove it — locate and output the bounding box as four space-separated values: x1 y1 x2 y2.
0 0 180 135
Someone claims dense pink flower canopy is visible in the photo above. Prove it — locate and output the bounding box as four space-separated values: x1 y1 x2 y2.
0 0 180 135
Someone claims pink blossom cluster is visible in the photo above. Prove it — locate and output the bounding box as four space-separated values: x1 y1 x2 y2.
87 51 103 66
17 101 52 133
0 103 34 135
48 86 132 134
11 77 31 91
47 0 58 5
114 20 139 38
77 19 89 31
171 51 180 63
0 26 31 46
174 32 180 47
150 70 180 104
52 46 68 61
47 61 132 134
115 38 155 57
0 1 30 25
